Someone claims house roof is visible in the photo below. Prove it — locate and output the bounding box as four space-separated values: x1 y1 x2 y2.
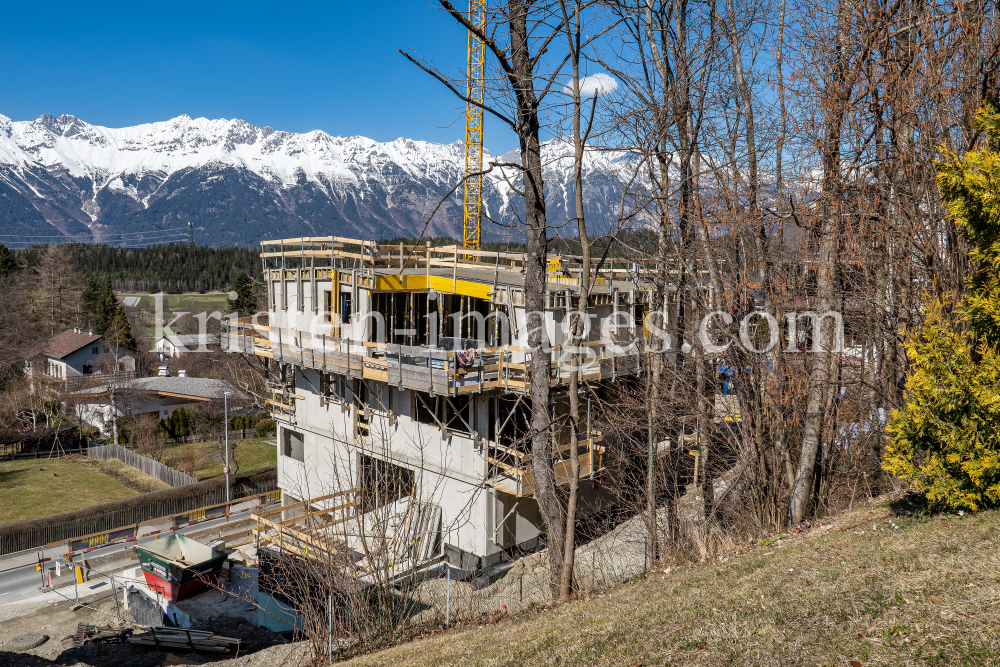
157 333 221 347
70 376 241 402
29 329 101 360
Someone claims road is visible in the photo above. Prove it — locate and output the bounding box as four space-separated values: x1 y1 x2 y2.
0 500 261 606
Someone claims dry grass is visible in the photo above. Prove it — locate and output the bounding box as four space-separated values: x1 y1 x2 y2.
95 458 171 494
344 496 1000 667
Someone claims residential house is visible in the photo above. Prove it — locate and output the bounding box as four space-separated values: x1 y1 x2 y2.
68 375 237 433
154 333 221 360
25 328 135 387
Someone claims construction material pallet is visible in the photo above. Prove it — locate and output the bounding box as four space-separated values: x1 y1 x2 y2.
127 626 240 653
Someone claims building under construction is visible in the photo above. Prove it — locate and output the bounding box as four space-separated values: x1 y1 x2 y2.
226 237 657 574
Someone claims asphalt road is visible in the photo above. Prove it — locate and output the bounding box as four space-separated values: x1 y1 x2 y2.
0 502 260 605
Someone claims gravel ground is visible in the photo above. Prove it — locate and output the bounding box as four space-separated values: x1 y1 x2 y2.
0 587 290 667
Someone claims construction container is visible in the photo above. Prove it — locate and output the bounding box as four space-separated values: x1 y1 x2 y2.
134 535 227 601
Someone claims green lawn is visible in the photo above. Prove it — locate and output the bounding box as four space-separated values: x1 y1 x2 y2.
162 437 276 481
118 292 233 312
0 457 139 525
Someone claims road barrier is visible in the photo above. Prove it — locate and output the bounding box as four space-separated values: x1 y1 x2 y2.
49 490 283 561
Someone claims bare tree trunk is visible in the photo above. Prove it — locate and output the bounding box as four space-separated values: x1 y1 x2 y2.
790 0 852 526
503 0 563 594
556 0 593 601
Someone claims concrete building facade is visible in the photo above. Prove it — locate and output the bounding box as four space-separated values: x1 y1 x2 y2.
226 237 653 570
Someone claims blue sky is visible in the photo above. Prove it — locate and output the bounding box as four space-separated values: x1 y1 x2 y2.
1 1 519 154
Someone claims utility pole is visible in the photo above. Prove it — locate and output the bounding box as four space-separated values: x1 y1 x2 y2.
224 391 234 502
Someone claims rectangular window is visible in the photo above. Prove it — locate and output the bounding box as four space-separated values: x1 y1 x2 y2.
412 392 473 434
490 395 530 447
413 391 437 427
323 291 333 323
340 292 352 325
92 346 98 354
358 454 414 512
281 429 304 462
320 372 348 405
445 394 472 432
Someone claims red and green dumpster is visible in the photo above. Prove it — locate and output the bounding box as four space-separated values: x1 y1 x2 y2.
133 535 227 601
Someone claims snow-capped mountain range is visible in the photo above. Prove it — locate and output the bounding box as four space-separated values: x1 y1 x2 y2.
0 113 627 246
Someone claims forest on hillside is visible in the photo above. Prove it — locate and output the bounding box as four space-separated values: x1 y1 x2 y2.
14 243 260 293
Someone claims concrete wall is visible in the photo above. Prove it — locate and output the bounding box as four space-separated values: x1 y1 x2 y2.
272 362 547 565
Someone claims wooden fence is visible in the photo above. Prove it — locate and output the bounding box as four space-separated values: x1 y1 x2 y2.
64 370 139 393
0 474 276 556
7 447 88 461
87 444 197 487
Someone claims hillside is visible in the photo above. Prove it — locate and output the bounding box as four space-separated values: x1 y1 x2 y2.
336 495 997 666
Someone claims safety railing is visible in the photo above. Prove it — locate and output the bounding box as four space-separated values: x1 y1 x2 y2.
225 322 649 398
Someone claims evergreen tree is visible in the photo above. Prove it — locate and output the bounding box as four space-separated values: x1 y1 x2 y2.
105 305 136 350
0 245 15 279
91 279 119 335
161 407 193 439
229 271 255 317
885 101 1000 511
81 277 100 320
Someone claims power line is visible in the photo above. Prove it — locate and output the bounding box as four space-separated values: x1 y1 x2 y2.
0 232 189 240
0 234 191 248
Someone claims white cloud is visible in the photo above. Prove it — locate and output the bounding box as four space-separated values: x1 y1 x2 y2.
563 72 618 98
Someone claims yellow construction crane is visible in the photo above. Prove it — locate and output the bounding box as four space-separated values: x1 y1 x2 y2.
463 0 487 250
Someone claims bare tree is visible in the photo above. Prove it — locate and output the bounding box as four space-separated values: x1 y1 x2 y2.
404 0 583 594
35 244 83 336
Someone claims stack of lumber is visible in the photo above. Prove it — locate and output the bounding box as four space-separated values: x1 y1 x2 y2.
127 627 239 653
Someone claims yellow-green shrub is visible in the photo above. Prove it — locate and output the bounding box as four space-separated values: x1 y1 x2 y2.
885 101 1000 511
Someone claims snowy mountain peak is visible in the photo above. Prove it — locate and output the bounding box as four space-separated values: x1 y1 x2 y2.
0 113 626 247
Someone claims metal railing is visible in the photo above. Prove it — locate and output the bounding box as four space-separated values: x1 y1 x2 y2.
225 323 648 398
0 474 277 556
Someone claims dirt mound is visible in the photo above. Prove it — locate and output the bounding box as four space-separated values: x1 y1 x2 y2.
4 633 48 651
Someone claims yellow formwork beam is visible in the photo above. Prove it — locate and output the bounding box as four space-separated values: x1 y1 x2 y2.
373 274 493 301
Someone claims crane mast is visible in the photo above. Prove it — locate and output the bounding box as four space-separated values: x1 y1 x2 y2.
463 0 486 250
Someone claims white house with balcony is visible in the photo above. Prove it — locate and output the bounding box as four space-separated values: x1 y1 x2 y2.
25 328 135 388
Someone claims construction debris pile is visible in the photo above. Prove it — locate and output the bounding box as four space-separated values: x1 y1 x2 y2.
73 623 133 647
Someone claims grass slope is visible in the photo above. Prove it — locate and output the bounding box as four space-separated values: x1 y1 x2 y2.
0 457 140 524
94 459 171 494
163 438 276 481
345 497 1000 667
